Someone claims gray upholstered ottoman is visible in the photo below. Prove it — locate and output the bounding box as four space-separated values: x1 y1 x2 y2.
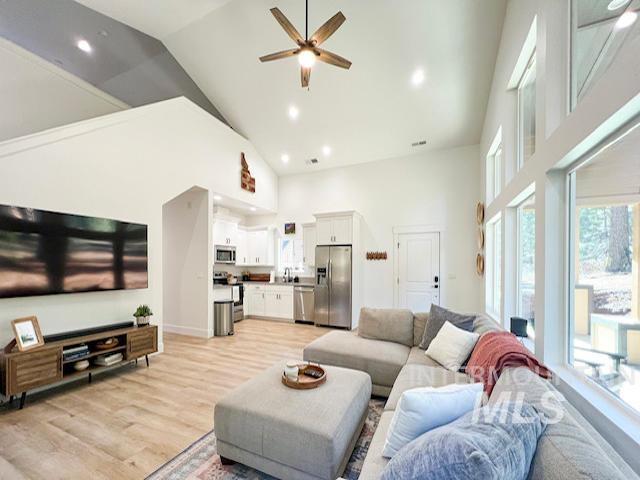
214 361 372 480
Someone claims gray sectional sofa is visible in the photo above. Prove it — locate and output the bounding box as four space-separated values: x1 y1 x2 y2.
303 309 638 480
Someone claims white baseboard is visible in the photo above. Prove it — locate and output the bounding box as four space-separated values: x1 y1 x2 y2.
162 324 211 338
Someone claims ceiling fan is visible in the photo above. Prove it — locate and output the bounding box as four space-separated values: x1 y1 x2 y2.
259 0 352 88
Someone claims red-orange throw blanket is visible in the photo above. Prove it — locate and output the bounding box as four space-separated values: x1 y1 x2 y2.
466 331 551 396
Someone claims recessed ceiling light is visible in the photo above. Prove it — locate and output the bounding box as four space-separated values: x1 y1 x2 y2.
281 154 290 164
77 39 92 53
615 11 638 29
608 0 630 10
213 195 222 201
250 207 257 212
288 105 299 120
411 68 425 86
322 145 332 156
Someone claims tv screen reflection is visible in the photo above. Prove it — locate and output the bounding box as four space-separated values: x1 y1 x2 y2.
0 205 148 299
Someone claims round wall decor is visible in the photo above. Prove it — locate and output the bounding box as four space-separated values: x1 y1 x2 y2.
477 228 485 250
476 202 485 225
476 254 485 276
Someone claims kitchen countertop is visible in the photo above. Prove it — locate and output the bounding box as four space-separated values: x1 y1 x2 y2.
243 280 315 288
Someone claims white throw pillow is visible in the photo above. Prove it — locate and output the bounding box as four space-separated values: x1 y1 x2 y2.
425 321 480 371
382 383 483 458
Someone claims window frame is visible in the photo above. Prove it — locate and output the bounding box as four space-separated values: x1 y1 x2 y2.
516 194 536 327
517 52 537 169
485 214 502 320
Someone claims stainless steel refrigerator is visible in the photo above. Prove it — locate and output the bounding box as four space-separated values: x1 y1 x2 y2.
314 245 352 328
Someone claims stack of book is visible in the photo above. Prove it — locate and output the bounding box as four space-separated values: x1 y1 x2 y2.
63 345 89 362
94 352 123 367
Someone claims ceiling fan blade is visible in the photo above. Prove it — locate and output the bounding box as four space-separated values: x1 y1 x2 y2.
259 48 300 63
316 48 352 70
270 7 304 45
301 67 311 88
310 12 346 46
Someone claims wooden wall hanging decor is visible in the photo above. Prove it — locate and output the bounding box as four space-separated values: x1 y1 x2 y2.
240 153 256 193
476 254 485 276
366 251 387 261
476 202 485 225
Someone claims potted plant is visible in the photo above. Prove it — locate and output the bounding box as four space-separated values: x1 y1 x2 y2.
133 305 153 326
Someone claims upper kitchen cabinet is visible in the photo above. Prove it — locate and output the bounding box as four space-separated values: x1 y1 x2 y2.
314 212 356 245
302 223 317 266
237 227 275 266
213 219 238 246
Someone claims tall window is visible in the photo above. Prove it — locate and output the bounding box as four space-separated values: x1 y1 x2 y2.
486 216 502 319
571 0 640 109
279 237 303 272
518 53 536 168
486 129 503 203
518 194 536 337
568 122 640 414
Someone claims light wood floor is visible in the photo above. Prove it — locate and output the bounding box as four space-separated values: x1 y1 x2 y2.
0 319 326 480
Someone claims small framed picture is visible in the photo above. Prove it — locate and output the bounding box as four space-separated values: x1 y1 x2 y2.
11 316 44 352
284 222 296 235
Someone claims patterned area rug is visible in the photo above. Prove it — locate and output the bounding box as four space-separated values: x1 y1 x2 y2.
147 398 385 480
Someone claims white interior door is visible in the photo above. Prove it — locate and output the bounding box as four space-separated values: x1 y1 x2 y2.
396 232 440 312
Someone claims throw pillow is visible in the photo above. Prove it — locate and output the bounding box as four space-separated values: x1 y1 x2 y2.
382 383 484 458
357 308 414 347
419 304 475 350
426 321 479 371
381 401 546 480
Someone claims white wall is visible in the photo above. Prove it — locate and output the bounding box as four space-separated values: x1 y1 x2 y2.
480 0 640 470
0 38 128 142
274 145 482 313
0 96 278 349
162 188 212 337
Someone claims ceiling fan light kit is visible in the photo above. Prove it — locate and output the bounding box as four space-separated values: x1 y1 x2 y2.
259 0 352 87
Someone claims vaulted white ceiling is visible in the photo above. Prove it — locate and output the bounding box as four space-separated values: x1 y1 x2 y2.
77 0 507 175
75 0 233 39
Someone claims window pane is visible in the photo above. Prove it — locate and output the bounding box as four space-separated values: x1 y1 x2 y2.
518 195 536 337
571 0 640 109
494 146 503 198
494 219 502 315
518 56 536 166
569 123 640 413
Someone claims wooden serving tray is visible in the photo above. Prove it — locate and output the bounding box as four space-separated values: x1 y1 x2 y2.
281 364 326 390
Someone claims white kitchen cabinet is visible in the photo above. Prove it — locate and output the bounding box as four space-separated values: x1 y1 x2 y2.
245 228 275 266
278 290 294 319
314 213 354 245
264 291 279 318
213 220 238 246
244 285 265 317
265 285 294 320
302 223 317 266
236 228 248 265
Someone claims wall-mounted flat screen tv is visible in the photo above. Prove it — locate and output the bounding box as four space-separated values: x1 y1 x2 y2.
0 205 148 299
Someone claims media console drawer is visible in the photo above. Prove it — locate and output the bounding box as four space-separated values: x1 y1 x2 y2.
7 347 62 395
127 327 157 359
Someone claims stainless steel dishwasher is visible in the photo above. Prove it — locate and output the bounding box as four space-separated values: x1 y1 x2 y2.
294 286 315 324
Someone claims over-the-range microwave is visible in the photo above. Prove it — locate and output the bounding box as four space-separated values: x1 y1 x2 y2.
215 245 236 264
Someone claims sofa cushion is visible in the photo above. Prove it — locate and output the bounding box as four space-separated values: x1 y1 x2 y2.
381 401 546 480
358 411 393 480
382 383 483 458
385 364 473 411
489 368 635 480
413 312 429 346
303 331 410 388
426 321 479 371
358 308 414 347
406 346 442 367
473 314 503 335
419 304 475 350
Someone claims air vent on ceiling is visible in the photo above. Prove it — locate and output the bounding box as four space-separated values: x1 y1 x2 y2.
306 158 319 165
412 140 427 147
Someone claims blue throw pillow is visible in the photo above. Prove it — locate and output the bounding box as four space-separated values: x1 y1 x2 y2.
381 402 546 480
